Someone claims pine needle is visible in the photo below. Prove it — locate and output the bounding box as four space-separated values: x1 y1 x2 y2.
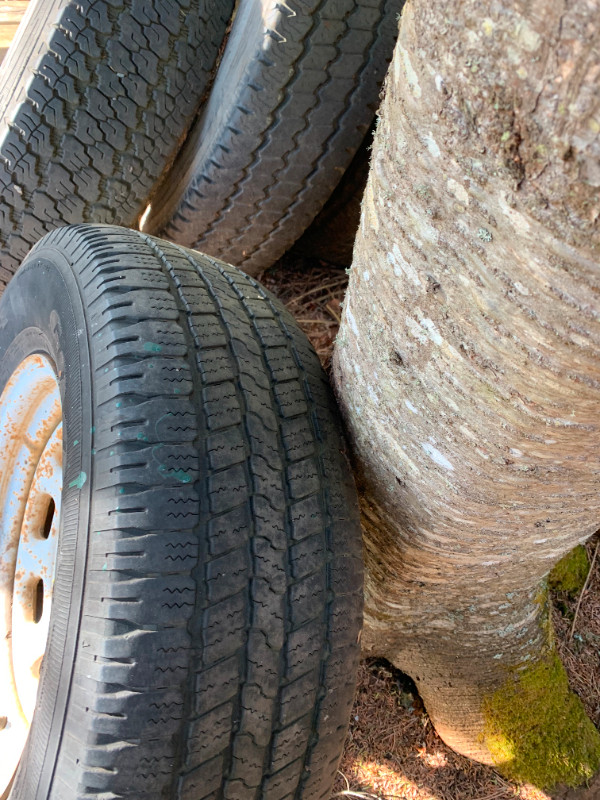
570 539 600 640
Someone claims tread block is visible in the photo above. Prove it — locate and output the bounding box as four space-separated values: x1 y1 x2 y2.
186 703 234 769
290 494 325 542
208 504 252 556
178 754 225 800
194 656 240 716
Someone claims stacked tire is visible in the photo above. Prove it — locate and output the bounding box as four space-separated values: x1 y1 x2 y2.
0 0 234 285
143 0 404 273
0 0 403 286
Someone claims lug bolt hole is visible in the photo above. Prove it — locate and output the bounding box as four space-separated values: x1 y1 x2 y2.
33 579 44 624
41 497 55 540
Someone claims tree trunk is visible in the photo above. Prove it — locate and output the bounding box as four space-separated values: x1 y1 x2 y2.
333 0 600 789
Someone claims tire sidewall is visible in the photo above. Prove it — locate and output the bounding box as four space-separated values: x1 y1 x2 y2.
1 250 93 800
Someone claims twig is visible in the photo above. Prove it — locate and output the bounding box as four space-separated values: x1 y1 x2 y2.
285 277 347 306
325 302 342 323
296 318 338 324
330 792 406 800
474 791 510 800
337 770 351 792
569 539 599 640
330 793 379 799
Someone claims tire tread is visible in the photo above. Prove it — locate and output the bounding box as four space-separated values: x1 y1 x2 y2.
14 225 363 800
146 0 404 274
0 0 234 286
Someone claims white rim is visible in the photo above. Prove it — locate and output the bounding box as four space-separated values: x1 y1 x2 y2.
0 354 62 796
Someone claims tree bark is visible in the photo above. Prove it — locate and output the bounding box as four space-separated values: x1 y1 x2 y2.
333 0 600 787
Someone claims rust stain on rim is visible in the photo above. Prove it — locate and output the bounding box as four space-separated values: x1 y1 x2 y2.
0 353 63 795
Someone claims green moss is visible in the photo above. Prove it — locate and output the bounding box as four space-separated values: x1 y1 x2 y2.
482 652 600 789
534 585 555 647
548 545 589 597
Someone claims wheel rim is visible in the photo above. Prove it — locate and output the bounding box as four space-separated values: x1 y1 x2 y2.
0 354 62 796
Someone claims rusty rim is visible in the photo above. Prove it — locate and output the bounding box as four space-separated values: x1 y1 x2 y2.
0 354 62 796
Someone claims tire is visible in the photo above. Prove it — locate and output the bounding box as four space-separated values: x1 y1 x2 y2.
0 224 363 800
0 0 235 289
142 0 404 275
291 126 373 266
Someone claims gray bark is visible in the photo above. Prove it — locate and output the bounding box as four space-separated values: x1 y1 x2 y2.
333 0 600 773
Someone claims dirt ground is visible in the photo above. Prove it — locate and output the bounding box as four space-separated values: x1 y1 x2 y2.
260 255 600 800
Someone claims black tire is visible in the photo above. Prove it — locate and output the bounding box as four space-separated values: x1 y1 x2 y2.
142 0 404 275
291 126 373 266
0 0 235 289
1 224 363 799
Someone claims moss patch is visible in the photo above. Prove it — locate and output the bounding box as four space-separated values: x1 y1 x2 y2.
549 545 589 597
482 652 600 789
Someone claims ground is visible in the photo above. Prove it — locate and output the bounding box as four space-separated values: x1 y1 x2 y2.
260 254 600 800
